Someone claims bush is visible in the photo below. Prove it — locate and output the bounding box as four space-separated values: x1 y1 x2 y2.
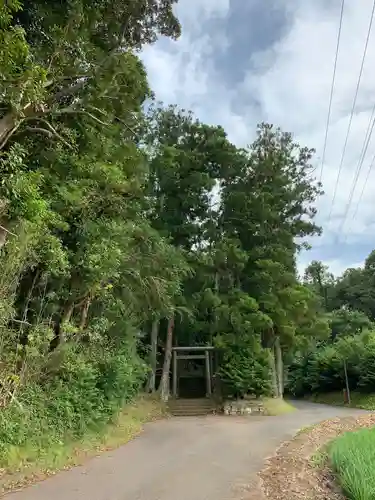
287 331 375 397
0 339 147 468
218 341 272 398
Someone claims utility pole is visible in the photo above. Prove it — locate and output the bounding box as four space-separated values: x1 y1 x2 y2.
343 359 351 405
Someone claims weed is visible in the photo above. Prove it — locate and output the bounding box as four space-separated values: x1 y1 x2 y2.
310 447 329 468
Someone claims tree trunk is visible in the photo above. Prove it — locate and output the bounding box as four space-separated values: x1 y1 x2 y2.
274 336 283 397
57 301 75 345
159 316 174 402
0 113 17 150
0 197 10 251
269 347 278 397
79 295 91 331
146 319 159 393
0 225 7 251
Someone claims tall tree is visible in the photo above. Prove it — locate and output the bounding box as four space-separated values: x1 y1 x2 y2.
303 260 335 310
0 0 180 247
334 267 375 320
329 309 373 340
1 0 180 149
143 105 239 398
220 123 322 396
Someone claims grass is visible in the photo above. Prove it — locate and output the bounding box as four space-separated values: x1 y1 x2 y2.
0 395 166 493
330 427 375 500
310 446 329 468
308 391 375 410
298 424 315 434
262 397 296 416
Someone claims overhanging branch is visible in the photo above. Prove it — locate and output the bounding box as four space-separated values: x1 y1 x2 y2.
0 223 16 237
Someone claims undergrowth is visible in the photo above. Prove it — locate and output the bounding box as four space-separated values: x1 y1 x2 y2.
308 391 375 410
0 340 149 475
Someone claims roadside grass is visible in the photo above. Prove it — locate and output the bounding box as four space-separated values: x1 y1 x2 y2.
330 427 375 500
308 391 375 410
0 395 166 493
310 445 329 468
298 424 315 434
262 398 296 416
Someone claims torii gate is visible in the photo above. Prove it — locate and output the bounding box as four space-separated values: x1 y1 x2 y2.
171 345 215 398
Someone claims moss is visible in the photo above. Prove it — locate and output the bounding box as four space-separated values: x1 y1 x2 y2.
262 398 296 416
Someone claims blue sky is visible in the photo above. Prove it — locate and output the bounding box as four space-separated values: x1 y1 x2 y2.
141 0 375 276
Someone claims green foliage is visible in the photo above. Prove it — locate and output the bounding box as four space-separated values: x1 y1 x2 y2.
288 331 375 396
262 398 296 415
309 391 375 410
293 247 375 400
218 340 272 398
329 309 373 339
328 260 375 321
144 104 233 248
0 340 146 467
0 0 187 472
0 0 329 473
303 260 336 310
330 427 375 500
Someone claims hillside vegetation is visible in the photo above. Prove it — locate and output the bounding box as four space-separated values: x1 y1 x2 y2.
288 253 375 404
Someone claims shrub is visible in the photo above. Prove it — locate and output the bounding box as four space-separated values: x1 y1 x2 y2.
0 339 147 467
218 341 272 398
287 331 375 397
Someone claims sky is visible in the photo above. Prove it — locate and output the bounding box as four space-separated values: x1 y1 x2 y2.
141 0 375 277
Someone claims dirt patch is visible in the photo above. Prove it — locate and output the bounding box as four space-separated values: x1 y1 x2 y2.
247 413 375 500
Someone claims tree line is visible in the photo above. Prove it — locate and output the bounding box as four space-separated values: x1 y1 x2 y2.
288 254 375 397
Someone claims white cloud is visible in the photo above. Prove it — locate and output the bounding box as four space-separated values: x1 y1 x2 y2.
141 0 375 273
245 0 375 246
141 0 246 144
175 0 230 26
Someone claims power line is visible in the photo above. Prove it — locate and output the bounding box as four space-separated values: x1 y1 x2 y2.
352 152 375 220
338 104 375 239
328 0 375 220
341 146 375 243
319 0 345 183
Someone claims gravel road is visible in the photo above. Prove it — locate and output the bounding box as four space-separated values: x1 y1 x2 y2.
6 401 367 500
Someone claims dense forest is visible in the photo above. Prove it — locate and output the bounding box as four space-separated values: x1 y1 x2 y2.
2 0 373 464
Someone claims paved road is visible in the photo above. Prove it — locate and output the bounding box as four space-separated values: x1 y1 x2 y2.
7 401 367 500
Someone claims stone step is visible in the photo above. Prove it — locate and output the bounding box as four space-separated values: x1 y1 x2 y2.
168 398 217 416
170 408 215 416
169 398 213 406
